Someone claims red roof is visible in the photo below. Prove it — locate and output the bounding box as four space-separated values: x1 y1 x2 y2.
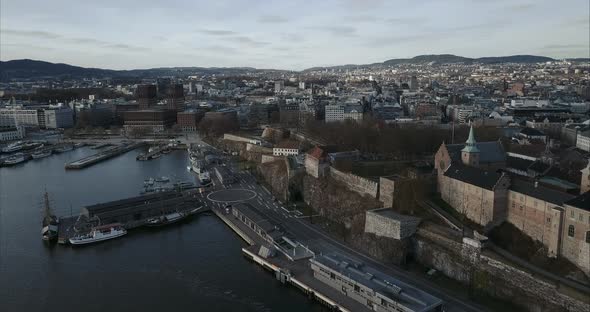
307 146 327 159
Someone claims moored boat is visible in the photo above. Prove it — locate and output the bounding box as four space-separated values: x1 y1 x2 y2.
2 153 28 166
54 144 74 153
32 150 52 159
69 223 127 245
145 211 187 227
155 176 170 182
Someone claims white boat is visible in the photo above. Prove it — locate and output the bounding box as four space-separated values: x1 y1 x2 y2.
144 178 155 186
69 223 127 245
32 150 52 159
3 153 28 166
155 176 170 183
2 141 24 153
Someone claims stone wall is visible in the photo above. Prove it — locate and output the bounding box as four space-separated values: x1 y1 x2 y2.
329 166 379 199
414 224 590 312
365 208 421 240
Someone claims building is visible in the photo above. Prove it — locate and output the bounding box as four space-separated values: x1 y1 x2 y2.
177 110 204 132
507 179 575 257
274 81 284 93
409 75 418 91
43 107 74 129
0 108 39 128
561 124 590 146
325 104 363 123
166 83 185 111
272 140 300 156
364 208 421 240
305 146 329 178
0 126 25 142
136 84 157 109
576 129 590 152
123 110 176 133
515 127 547 144
310 254 443 312
561 193 590 275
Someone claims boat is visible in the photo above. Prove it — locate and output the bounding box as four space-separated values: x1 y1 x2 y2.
69 223 127 245
32 150 52 159
1 141 24 153
54 144 74 153
198 171 211 185
144 178 155 186
41 191 59 242
145 211 188 227
151 153 161 159
161 149 172 154
2 153 28 166
74 142 86 148
155 176 170 183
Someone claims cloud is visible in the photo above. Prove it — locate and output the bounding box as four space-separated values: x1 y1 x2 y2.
257 15 288 23
543 44 588 50
197 29 238 36
104 43 149 52
1 29 62 39
281 33 305 42
225 36 269 47
67 37 109 45
200 45 238 54
386 17 427 25
507 3 535 10
309 26 357 37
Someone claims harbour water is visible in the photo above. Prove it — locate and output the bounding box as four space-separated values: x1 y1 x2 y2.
0 147 324 311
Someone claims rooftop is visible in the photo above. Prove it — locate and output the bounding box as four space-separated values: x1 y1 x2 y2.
444 163 504 190
564 191 590 212
510 178 575 206
447 141 505 164
311 253 442 311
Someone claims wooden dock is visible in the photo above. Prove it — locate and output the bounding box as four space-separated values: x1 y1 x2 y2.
65 142 145 169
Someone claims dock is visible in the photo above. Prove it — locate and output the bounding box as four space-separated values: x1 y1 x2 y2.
211 207 370 312
57 189 209 244
65 142 145 169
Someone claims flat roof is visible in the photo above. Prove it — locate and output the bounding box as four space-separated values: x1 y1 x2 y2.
311 253 442 311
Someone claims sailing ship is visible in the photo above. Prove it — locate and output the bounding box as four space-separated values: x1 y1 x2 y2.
41 191 59 242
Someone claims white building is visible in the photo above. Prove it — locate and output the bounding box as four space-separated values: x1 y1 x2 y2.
44 107 74 129
325 104 363 123
272 141 300 156
576 130 590 152
0 126 25 142
0 109 39 128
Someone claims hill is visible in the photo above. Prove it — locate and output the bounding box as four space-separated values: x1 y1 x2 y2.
0 59 116 80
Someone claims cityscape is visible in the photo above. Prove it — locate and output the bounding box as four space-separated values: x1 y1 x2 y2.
1 1 589 312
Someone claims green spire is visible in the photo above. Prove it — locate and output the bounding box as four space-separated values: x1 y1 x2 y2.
462 126 479 153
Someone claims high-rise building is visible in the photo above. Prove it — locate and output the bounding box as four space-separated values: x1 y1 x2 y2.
274 81 284 93
409 75 418 91
136 84 157 109
156 78 172 96
166 84 185 111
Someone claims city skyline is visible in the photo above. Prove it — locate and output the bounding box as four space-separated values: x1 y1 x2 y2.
1 0 589 70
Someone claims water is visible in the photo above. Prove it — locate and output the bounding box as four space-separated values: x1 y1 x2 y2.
0 147 324 312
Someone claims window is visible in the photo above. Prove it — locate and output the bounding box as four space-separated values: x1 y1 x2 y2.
547 217 551 223
571 210 575 218
586 231 590 243
354 285 360 292
330 272 335 279
568 225 575 237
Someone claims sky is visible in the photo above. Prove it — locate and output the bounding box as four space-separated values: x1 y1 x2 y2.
1 0 589 70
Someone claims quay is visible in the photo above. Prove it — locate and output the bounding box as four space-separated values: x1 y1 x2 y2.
211 206 371 312
57 189 208 244
65 142 145 169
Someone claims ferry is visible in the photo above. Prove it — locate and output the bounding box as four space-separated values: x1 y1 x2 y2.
32 150 52 159
2 153 28 166
69 223 127 245
54 144 74 153
1 141 24 153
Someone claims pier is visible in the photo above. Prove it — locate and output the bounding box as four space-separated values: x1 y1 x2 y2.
57 189 208 244
65 142 145 169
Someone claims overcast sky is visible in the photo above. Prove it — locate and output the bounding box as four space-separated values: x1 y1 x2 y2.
1 0 588 70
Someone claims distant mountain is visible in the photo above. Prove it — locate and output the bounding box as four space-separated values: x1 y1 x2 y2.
304 54 557 71
0 59 116 80
0 59 285 81
0 54 565 80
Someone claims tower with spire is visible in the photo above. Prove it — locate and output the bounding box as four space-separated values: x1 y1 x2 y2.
461 126 480 167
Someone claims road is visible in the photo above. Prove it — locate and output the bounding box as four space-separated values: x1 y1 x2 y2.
190 138 488 312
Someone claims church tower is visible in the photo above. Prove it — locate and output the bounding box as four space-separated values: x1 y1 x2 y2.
580 161 590 194
461 126 480 167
